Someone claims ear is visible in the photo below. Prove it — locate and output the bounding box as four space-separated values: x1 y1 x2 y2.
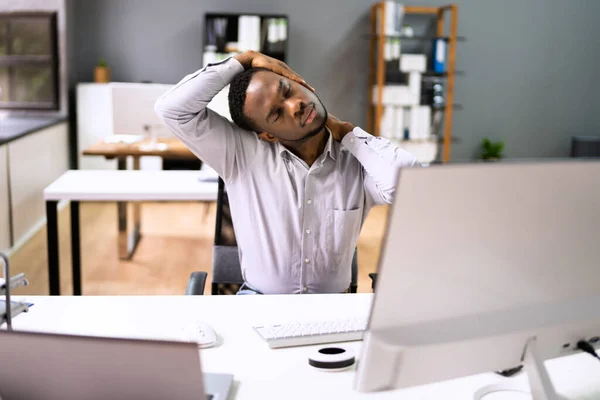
258 132 279 143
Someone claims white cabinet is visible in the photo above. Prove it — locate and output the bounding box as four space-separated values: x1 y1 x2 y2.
76 84 116 170
0 144 10 253
77 82 231 170
77 82 173 171
8 122 69 248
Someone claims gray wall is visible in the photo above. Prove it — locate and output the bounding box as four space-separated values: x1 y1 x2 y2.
68 0 600 161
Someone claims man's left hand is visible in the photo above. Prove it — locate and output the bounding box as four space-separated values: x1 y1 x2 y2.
326 114 355 142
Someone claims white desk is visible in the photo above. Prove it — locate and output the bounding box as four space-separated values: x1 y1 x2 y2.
44 170 219 201
43 170 218 295
9 295 600 400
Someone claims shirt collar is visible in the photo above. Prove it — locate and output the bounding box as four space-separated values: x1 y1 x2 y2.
277 128 337 163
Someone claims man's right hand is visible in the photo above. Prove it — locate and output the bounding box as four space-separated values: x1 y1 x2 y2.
234 50 314 93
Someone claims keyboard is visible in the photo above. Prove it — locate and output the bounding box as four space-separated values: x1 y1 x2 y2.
253 317 368 348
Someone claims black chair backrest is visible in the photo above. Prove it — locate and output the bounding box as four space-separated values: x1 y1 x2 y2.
214 178 237 246
212 178 242 294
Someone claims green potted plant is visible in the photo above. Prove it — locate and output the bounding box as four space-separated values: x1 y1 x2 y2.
481 138 504 161
94 59 110 83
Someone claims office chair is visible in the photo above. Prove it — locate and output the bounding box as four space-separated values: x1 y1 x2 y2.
185 178 359 295
186 178 242 295
369 273 378 291
571 136 600 158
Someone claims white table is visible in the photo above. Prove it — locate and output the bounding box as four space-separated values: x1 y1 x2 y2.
43 170 218 295
9 294 600 400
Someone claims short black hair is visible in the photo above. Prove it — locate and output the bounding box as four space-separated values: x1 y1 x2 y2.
228 67 271 132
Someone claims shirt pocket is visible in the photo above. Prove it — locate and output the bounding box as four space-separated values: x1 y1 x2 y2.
327 208 363 270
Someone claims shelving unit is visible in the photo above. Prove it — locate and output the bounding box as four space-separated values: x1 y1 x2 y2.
367 3 461 163
203 13 289 66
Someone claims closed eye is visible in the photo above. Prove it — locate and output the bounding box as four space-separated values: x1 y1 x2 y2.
268 82 291 124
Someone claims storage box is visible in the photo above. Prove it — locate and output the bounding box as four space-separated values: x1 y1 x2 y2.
372 85 418 106
400 54 427 73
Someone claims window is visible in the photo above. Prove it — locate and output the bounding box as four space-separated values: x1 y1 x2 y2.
0 12 59 110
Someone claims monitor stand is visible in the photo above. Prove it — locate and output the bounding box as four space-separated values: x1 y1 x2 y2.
474 337 569 400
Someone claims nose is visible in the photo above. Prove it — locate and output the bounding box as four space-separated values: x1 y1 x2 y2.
284 95 305 120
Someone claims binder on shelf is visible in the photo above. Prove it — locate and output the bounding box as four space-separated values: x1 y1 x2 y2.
377 1 404 35
402 108 410 140
380 106 408 140
238 15 261 52
432 38 446 73
409 105 431 140
380 106 396 138
278 18 287 42
268 18 278 44
394 107 405 140
262 17 287 54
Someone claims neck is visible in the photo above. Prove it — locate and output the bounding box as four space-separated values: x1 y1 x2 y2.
281 128 329 166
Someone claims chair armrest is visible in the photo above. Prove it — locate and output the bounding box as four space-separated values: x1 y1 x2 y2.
186 271 208 295
368 273 378 291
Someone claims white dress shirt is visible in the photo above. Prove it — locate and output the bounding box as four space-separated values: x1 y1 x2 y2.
155 58 420 294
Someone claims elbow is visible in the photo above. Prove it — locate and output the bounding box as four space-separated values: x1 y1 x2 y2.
379 188 396 205
154 97 182 131
154 97 169 123
382 194 394 205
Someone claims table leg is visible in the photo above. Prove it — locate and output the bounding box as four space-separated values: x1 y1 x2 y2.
117 156 128 259
46 200 60 295
117 156 142 260
70 201 82 295
132 156 142 247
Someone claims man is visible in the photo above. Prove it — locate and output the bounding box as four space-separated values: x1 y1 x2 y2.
155 50 420 295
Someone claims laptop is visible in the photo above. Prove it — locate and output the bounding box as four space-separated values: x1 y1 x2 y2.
0 329 233 400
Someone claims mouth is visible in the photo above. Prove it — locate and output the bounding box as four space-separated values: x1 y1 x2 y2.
302 104 316 127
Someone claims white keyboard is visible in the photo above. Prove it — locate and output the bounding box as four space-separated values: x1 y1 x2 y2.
253 317 368 348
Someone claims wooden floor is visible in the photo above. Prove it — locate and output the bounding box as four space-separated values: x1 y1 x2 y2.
8 202 389 295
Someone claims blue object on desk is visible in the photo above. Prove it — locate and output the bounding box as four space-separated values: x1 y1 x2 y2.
432 38 446 73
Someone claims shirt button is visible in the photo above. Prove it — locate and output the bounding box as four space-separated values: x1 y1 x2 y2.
350 138 355 143
306 229 311 234
304 258 310 263
307 199 312 205
303 286 308 293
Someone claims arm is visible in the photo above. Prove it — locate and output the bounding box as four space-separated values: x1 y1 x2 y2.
327 115 421 205
154 51 311 182
154 56 254 182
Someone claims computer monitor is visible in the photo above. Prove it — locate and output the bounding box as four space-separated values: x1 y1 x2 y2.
355 160 600 398
0 329 233 400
